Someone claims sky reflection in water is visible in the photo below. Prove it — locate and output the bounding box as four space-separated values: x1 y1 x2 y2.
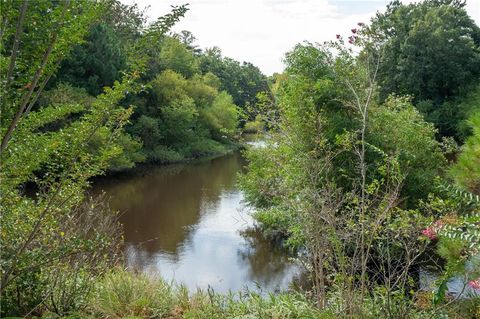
94 152 302 293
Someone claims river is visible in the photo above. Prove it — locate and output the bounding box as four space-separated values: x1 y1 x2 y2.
93 148 303 293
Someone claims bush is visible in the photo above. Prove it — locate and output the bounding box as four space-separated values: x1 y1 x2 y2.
147 145 184 163
182 138 230 158
200 91 239 139
243 115 264 134
369 96 445 204
1 196 122 316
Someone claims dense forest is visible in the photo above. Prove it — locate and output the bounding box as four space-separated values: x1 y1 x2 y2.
1 0 479 318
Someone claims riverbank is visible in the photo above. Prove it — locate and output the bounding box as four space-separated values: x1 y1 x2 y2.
103 133 268 178
33 269 478 319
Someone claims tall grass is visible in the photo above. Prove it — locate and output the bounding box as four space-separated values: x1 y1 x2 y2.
49 269 478 318
87 270 329 319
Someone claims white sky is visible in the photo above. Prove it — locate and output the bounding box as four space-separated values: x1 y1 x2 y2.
121 0 480 75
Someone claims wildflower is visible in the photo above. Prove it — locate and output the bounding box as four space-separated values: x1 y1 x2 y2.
336 34 341 39
421 219 446 240
351 28 357 34
468 279 480 290
358 22 365 27
433 220 444 229
421 227 436 240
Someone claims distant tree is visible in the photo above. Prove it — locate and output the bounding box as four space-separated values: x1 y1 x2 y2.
174 30 202 54
103 0 147 45
51 22 127 96
199 47 268 119
370 0 480 137
158 37 199 78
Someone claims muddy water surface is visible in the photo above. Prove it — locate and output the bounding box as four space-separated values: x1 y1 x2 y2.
93 150 303 293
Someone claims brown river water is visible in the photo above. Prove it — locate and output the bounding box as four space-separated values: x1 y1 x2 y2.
93 147 303 293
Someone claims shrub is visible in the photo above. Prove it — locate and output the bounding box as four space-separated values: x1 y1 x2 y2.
147 145 184 163
243 115 264 134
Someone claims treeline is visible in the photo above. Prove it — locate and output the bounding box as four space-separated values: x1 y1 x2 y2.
40 0 269 171
240 0 480 317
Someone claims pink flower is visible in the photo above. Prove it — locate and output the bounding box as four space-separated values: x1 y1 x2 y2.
433 220 444 228
347 35 357 44
468 279 480 290
351 28 357 34
422 227 436 240
358 22 365 27
421 220 445 240
336 34 341 39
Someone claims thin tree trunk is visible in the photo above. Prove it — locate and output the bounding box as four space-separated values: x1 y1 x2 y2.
23 74 52 117
4 0 28 93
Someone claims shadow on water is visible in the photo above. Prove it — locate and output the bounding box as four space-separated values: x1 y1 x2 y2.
93 151 303 293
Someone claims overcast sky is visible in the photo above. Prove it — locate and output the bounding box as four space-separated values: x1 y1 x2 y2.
121 0 480 75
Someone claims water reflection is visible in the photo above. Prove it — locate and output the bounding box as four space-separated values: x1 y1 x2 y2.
94 152 302 293
238 227 303 292
420 255 480 299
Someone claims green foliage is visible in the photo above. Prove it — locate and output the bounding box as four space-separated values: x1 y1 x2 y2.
130 115 162 149
74 269 476 319
284 43 333 80
201 91 239 139
89 269 329 319
38 83 95 108
15 1 263 169
158 37 199 78
450 110 480 193
456 84 480 140
91 271 174 318
0 1 187 316
102 0 147 45
199 47 269 119
239 143 285 209
128 68 240 163
51 22 126 96
3 0 478 317
0 76 136 316
373 0 480 103
369 96 445 203
89 127 145 172
370 0 480 137
240 35 454 317
244 115 265 134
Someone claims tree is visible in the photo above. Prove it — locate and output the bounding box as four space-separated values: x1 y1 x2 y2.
370 0 480 137
158 37 199 78
240 39 444 314
199 47 269 119
450 110 480 194
102 0 147 45
0 1 187 315
130 68 239 163
51 22 127 96
200 91 239 139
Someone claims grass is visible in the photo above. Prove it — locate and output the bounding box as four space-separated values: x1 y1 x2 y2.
34 270 479 318
80 270 329 319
